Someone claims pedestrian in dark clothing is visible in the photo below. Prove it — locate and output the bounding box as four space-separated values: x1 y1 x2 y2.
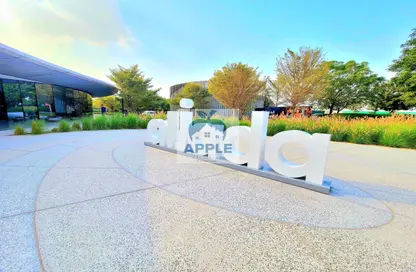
101 104 107 115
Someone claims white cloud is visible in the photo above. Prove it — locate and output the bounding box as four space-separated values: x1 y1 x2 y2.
0 0 137 84
0 0 136 48
153 83 171 98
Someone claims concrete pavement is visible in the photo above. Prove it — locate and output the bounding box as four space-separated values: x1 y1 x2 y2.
0 130 415 271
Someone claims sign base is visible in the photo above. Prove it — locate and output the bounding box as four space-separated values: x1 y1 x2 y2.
144 142 331 194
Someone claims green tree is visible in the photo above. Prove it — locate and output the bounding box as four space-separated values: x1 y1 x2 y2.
262 78 278 107
317 61 375 114
273 47 329 108
140 90 170 111
169 82 210 108
208 62 265 114
365 79 407 112
108 64 165 112
100 96 121 112
389 28 416 107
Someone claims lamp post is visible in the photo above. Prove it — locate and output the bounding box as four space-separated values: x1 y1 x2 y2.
115 92 125 115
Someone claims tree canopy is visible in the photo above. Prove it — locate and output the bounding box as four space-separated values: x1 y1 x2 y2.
317 61 376 114
93 96 121 112
208 62 265 114
364 79 408 112
108 64 167 112
169 82 210 109
273 47 329 108
389 28 416 108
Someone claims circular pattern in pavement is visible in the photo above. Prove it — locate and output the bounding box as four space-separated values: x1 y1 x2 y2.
113 143 393 229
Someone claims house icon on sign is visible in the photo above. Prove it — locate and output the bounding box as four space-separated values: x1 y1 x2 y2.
191 124 224 144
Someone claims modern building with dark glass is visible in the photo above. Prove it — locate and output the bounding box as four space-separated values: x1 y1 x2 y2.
0 43 117 121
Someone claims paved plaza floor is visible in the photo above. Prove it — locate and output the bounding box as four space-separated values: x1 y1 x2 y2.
0 130 415 271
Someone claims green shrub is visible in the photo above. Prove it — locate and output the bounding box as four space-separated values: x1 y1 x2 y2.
109 114 126 129
338 112 391 119
81 117 93 130
401 127 416 149
284 120 306 131
31 120 45 135
347 124 383 145
239 120 251 127
58 120 71 132
267 121 286 136
93 115 109 130
330 127 351 142
14 126 25 135
72 121 81 130
154 111 167 120
126 114 139 129
310 121 330 134
51 128 58 133
380 130 407 148
222 117 240 128
367 127 383 144
348 126 372 144
136 116 151 129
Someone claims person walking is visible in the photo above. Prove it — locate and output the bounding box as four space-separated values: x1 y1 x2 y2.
294 108 302 118
101 104 107 116
305 107 312 118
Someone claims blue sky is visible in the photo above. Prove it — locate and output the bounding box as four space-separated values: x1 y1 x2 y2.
1 0 415 97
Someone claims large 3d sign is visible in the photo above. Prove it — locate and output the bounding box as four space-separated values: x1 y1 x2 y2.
147 111 331 187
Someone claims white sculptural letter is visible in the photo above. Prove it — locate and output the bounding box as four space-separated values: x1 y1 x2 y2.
222 126 252 165
247 111 269 170
176 111 193 152
166 111 179 149
264 131 330 185
146 107 331 189
146 119 167 145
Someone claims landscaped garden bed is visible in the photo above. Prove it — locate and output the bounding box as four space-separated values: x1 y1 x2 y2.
14 113 416 149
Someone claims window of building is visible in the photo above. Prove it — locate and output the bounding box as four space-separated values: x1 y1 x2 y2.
2 81 23 119
36 84 55 118
20 82 38 119
73 90 92 116
204 132 210 138
53 86 67 115
65 88 75 116
0 81 8 120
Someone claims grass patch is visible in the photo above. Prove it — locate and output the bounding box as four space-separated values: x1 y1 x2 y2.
93 115 109 130
137 115 152 129
31 120 45 135
109 114 126 129
58 120 71 132
14 126 25 135
13 113 415 149
82 117 93 130
267 121 286 136
72 121 81 130
126 114 139 129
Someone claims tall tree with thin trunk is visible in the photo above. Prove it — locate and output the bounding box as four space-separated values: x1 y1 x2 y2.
208 62 265 115
273 47 328 108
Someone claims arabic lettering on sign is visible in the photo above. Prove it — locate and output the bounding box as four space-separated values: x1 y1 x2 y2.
147 111 331 186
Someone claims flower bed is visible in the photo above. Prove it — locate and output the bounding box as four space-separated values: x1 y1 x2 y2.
15 113 416 149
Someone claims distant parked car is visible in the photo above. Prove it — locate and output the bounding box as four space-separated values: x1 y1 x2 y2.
142 110 156 116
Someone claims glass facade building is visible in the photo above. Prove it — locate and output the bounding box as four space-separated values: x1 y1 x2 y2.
0 77 92 121
0 43 116 121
